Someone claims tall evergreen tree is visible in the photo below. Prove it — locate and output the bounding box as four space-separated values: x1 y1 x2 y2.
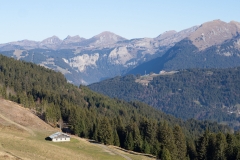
124 132 134 150
173 125 187 160
142 138 150 154
132 123 143 152
158 121 177 160
161 147 171 160
97 117 113 145
214 132 227 160
187 141 197 160
196 130 209 160
207 133 216 160
113 129 120 146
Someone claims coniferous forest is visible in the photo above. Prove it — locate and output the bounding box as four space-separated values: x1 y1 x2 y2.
1 54 240 159
89 68 240 129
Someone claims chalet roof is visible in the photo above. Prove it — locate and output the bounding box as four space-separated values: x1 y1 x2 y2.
49 132 70 139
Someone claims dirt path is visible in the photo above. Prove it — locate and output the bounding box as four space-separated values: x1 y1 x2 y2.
95 143 132 160
0 112 35 136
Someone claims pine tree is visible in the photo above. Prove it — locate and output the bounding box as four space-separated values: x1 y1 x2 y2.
173 125 187 160
158 121 177 160
161 147 171 160
132 123 143 152
207 133 216 160
225 133 237 160
214 132 227 160
187 141 197 160
124 132 134 150
196 130 209 160
142 139 150 154
92 120 99 141
113 129 120 146
98 117 113 145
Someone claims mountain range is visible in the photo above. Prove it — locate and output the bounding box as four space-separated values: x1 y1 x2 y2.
0 19 240 85
128 20 240 75
0 25 198 84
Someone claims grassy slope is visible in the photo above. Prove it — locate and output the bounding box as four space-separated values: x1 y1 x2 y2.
0 98 154 160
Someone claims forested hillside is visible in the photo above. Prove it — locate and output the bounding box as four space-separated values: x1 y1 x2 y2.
1 54 240 159
89 68 240 129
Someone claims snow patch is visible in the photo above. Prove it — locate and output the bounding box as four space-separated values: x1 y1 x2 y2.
65 53 99 72
108 47 133 65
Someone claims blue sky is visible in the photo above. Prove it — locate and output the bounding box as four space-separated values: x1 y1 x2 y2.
0 0 239 43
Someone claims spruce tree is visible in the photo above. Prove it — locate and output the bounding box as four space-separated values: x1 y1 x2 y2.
142 139 150 154
173 125 187 160
161 147 171 160
214 132 227 160
196 131 209 160
207 133 216 160
98 117 113 145
158 121 177 160
124 132 134 150
132 123 143 152
187 141 197 160
225 133 237 160
113 129 120 146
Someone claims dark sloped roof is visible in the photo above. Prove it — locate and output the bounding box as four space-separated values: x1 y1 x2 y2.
49 132 70 139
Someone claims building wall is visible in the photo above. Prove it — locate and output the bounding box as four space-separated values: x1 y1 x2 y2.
52 137 70 142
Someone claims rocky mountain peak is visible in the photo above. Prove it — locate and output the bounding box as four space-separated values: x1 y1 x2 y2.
90 31 127 46
153 26 198 47
62 35 85 44
156 30 177 40
189 19 240 50
41 36 62 45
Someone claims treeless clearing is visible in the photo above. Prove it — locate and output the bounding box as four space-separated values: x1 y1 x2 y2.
0 99 154 160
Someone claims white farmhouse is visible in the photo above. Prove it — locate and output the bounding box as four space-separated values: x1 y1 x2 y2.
48 132 70 142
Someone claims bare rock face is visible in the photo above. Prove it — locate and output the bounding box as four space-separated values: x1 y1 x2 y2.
154 26 199 48
62 35 85 44
189 20 240 50
39 36 63 49
40 36 62 45
156 30 177 40
88 31 127 47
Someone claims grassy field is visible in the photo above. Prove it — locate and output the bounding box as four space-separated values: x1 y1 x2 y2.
0 99 154 160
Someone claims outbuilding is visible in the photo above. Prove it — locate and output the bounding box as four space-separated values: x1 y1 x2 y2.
48 132 70 142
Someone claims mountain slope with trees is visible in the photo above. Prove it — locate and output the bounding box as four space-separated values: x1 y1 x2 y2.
89 67 240 129
1 54 240 159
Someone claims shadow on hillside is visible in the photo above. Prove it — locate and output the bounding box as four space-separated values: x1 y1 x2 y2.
87 139 101 144
45 137 52 141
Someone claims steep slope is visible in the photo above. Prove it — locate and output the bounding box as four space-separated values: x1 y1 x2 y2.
127 20 240 75
189 20 240 50
89 67 240 129
0 98 154 160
